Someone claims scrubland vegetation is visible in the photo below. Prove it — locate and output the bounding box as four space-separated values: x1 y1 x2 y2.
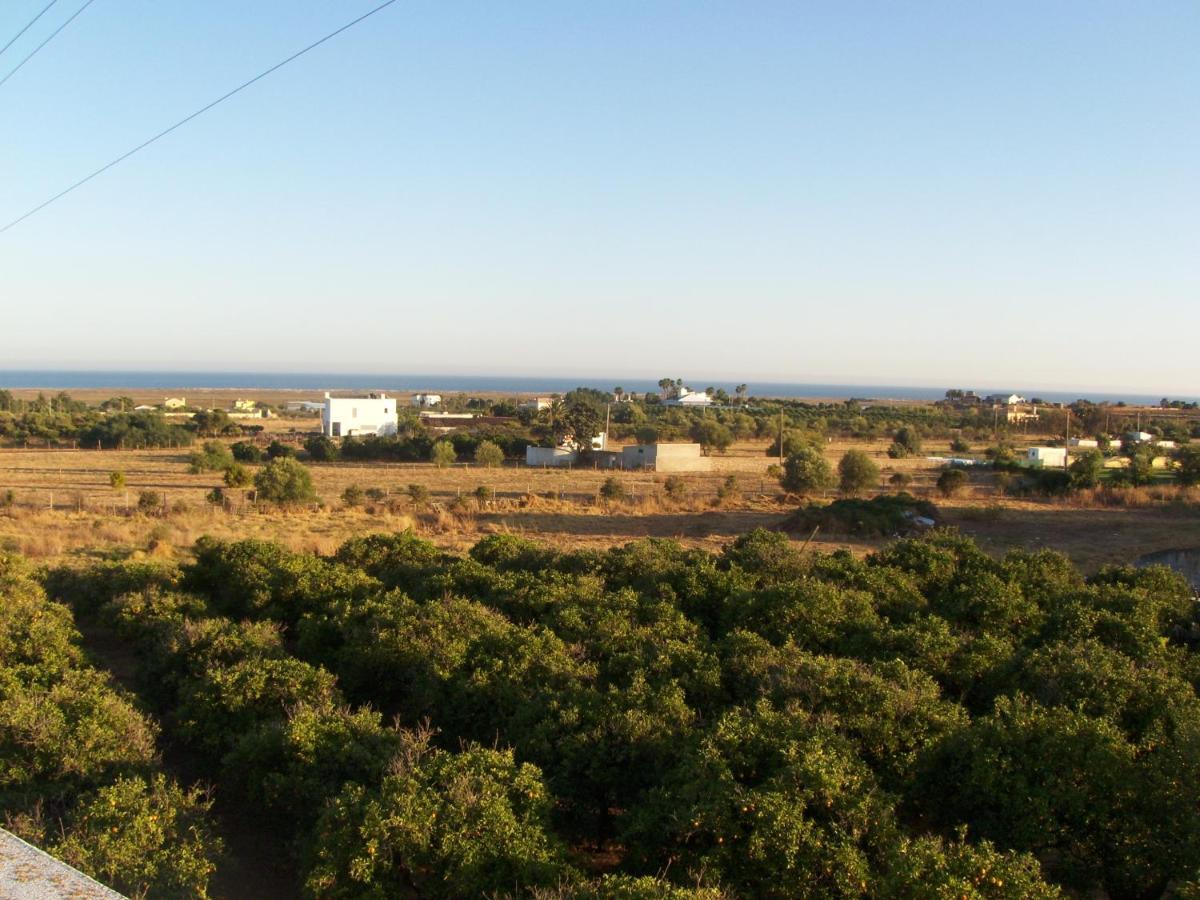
4 524 1200 897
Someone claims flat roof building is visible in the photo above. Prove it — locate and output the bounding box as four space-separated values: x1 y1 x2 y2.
322 393 398 438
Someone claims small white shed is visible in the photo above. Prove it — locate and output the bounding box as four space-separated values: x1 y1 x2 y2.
1027 447 1067 467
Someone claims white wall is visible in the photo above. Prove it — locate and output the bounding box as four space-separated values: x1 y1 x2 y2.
323 396 398 437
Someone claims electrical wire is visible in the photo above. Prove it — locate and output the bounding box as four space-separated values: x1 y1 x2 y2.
0 0 61 60
0 0 95 89
1 0 400 234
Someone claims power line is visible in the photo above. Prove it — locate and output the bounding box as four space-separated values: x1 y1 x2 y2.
0 0 95 89
0 0 61 61
1 0 400 235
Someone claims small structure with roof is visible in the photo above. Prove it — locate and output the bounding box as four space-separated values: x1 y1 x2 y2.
1 827 126 899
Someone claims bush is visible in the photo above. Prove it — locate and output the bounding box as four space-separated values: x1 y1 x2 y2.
108 471 126 490
137 490 162 514
937 468 968 497
230 441 264 463
1070 449 1105 488
407 484 430 506
474 440 505 468
716 475 739 503
305 736 571 898
889 471 912 488
266 439 296 460
780 447 834 495
304 435 340 463
253 457 317 505
431 441 457 468
223 463 252 488
1176 445 1200 486
474 485 495 505
600 477 625 501
838 450 880 495
341 485 365 507
663 475 687 500
780 492 937 537
950 436 971 453
51 774 222 900
205 487 225 506
187 440 233 474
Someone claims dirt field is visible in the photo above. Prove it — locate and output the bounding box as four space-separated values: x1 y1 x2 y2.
1 439 1196 573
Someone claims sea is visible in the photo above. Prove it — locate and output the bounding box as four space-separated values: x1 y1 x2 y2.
0 370 1185 407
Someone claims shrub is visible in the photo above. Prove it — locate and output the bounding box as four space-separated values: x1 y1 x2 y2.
838 449 880 495
253 458 317 505
663 475 687 500
304 435 340 462
474 440 505 468
937 468 968 497
137 490 162 514
407 484 430 506
341 485 365 507
475 485 495 505
223 463 252 488
780 493 937 537
781 447 834 495
1176 445 1200 486
266 439 296 460
431 441 457 468
889 471 912 488
108 471 126 490
305 736 571 898
205 487 225 506
950 436 971 453
230 441 264 463
600 477 625 501
187 440 233 474
1070 450 1105 488
52 774 222 900
715 475 739 503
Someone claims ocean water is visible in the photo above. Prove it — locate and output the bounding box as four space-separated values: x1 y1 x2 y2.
0 370 1182 406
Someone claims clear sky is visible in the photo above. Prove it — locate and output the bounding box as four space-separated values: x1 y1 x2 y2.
1 1 1196 395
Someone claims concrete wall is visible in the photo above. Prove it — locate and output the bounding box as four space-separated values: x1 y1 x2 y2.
323 396 398 437
621 443 711 472
526 446 576 467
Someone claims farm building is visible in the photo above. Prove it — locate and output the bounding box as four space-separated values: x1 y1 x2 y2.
1126 431 1154 444
662 388 713 408
322 393 398 438
1069 438 1100 448
412 393 442 407
621 442 712 472
1027 446 1067 467
285 400 324 413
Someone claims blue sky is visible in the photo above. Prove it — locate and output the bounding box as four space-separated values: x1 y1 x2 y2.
1 1 1197 395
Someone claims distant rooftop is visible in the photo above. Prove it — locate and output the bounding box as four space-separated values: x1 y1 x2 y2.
0 829 125 899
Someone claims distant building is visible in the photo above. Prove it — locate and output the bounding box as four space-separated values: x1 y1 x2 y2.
521 397 555 411
163 397 187 409
285 400 325 413
412 393 442 408
662 388 713 408
621 442 712 472
232 398 257 412
986 393 1027 406
1126 431 1154 444
1006 406 1039 424
1069 438 1100 448
322 393 398 438
1027 446 1067 467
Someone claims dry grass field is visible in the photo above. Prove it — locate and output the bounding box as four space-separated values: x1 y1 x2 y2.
1 437 1196 573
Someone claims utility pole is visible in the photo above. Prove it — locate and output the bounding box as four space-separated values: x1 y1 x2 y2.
1064 408 1071 469
779 409 785 465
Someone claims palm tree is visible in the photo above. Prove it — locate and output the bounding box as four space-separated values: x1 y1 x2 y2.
736 384 748 405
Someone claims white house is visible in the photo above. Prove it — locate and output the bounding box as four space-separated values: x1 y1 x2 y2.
1027 447 1067 467
662 388 713 408
411 393 442 408
322 393 398 438
1069 438 1099 448
521 397 555 411
163 397 187 409
986 393 1027 406
1126 431 1154 444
